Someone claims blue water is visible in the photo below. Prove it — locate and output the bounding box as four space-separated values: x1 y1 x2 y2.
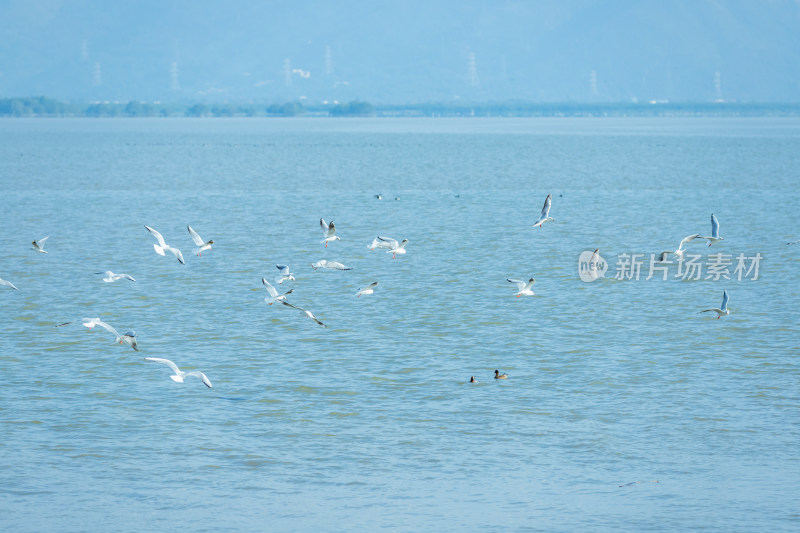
1 117 799 531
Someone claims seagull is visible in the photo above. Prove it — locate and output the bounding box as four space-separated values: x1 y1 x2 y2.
275 264 295 284
659 234 701 261
532 194 554 228
32 236 49 253
187 225 214 256
95 271 136 282
494 370 508 379
144 357 212 388
280 300 327 327
144 226 185 265
118 331 139 351
356 281 378 298
701 289 730 319
469 376 477 383
262 277 293 305
788 240 800 245
372 236 408 258
55 317 135 349
0 277 19 290
320 218 340 247
698 214 724 246
311 260 352 271
507 277 535 297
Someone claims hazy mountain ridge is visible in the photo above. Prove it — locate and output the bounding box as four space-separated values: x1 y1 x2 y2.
1 0 798 103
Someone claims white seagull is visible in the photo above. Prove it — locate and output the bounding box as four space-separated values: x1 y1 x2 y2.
0 277 19 290
275 264 295 284
698 214 724 246
788 240 800 245
371 236 408 258
311 260 352 271
144 225 185 265
532 194 554 228
507 277 535 297
659 234 701 261
187 225 214 256
262 277 293 305
95 271 136 282
701 289 730 319
320 218 340 247
356 281 379 298
280 301 328 327
56 317 137 350
144 357 212 388
32 236 49 253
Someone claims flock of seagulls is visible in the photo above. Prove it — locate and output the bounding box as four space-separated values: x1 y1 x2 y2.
0 190 777 390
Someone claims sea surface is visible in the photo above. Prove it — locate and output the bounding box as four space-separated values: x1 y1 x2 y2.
1 117 798 532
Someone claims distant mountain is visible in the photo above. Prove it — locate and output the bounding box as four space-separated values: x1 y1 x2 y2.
1 0 798 104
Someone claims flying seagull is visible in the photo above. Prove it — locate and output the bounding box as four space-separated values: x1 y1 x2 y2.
144 357 212 388
187 225 214 256
532 194 554 228
507 277 535 297
659 234 701 261
144 225 185 265
95 271 136 282
32 236 49 253
275 264 295 284
311 260 352 271
701 289 730 319
371 236 408 258
320 218 340 247
56 317 137 350
698 214 724 246
262 277 293 305
356 281 379 298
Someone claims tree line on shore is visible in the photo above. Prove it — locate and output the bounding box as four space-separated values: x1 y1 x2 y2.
1 96 798 118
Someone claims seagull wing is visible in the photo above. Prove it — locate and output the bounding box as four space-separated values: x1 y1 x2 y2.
540 194 552 219
710 214 720 239
92 319 121 339
327 221 336 238
276 264 290 275
186 371 212 388
280 300 305 312
377 236 398 248
166 246 185 265
678 234 701 250
144 225 167 247
187 225 205 246
320 218 329 234
122 274 136 281
507 278 526 290
0 278 19 290
720 289 729 311
144 357 182 375
262 277 278 298
38 236 50 246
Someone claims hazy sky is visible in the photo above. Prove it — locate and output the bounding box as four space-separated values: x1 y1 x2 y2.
1 0 799 103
